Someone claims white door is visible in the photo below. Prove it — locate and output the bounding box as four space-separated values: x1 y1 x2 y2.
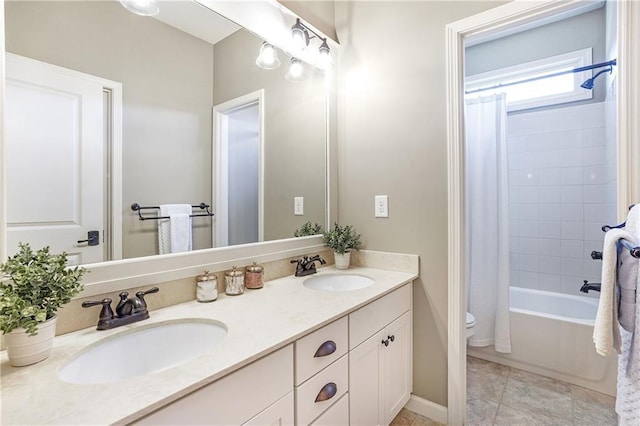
5 54 105 265
349 332 382 426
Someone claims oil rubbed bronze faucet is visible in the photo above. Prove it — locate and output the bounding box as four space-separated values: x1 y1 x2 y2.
290 255 326 277
82 287 159 330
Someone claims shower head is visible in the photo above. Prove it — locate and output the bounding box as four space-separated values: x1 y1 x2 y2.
580 66 613 90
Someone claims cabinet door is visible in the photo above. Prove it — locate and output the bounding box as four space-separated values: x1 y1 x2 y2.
349 331 383 426
243 392 294 426
381 311 412 425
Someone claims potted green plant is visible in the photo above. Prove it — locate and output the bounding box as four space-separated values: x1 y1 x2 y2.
0 243 85 366
294 221 323 237
323 223 362 270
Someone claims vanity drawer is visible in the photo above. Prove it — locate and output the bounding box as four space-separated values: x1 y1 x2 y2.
310 393 349 426
295 316 348 385
295 354 348 425
349 284 411 350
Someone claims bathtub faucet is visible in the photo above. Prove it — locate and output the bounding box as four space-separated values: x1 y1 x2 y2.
580 280 601 293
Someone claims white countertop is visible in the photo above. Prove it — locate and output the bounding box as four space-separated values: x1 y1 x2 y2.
0 266 417 425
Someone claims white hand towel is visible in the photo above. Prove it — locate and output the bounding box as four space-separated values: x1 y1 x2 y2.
158 204 192 254
593 228 634 356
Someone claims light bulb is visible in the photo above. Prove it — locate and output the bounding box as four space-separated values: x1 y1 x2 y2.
256 42 281 70
291 19 308 52
286 58 306 82
119 0 159 16
316 39 332 72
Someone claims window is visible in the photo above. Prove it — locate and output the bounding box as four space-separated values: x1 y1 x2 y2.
465 48 593 111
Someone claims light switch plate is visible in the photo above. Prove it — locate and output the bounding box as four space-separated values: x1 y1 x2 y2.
294 197 304 215
375 195 388 218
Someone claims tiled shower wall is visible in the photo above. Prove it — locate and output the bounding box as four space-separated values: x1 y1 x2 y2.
507 102 617 296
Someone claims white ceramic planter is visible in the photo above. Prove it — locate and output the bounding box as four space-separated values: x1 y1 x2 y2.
334 252 351 270
4 316 57 367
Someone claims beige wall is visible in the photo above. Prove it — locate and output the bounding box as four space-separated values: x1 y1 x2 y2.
213 29 326 239
5 1 214 259
335 0 505 405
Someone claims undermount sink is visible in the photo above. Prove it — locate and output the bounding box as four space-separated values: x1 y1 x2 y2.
58 319 227 384
303 273 374 292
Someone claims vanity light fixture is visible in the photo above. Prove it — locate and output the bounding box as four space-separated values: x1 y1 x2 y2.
256 42 281 70
290 18 331 71
285 57 306 82
119 0 159 16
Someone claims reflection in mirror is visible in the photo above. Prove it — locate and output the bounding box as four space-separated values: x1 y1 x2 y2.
4 0 327 264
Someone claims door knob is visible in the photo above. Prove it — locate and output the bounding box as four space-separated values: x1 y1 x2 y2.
78 230 100 246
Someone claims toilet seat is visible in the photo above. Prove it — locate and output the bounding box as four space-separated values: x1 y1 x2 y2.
466 312 476 329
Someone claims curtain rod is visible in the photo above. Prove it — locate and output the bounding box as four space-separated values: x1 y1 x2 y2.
465 59 617 95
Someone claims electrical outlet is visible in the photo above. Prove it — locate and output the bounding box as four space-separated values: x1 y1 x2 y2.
294 197 304 215
375 195 388 218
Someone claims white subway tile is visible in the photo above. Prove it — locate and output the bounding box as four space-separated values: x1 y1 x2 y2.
539 186 562 203
520 187 539 203
509 269 520 286
561 239 584 259
539 256 562 274
584 222 605 241
561 203 584 222
562 185 583 203
583 260 602 282
519 221 539 238
583 184 608 203
585 239 605 259
561 275 587 295
519 271 539 289
519 203 539 221
519 237 539 255
538 168 562 186
539 238 562 256
583 166 607 185
538 273 562 292
539 221 562 238
562 258 584 276
538 204 562 221
561 167 584 185
518 170 538 186
583 146 607 167
519 254 539 272
582 127 606 147
561 221 584 240
584 203 608 223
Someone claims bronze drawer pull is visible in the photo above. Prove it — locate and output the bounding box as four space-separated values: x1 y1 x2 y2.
314 340 337 357
314 382 337 402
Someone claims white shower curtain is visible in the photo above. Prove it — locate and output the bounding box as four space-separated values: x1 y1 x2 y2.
465 93 511 353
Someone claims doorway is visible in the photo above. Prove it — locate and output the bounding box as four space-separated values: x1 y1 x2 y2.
213 90 264 247
446 1 640 424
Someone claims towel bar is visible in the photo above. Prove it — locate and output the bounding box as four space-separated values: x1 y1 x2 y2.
131 203 214 221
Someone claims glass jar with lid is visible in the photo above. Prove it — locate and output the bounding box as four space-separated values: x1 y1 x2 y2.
196 270 217 302
225 266 245 296
245 262 264 289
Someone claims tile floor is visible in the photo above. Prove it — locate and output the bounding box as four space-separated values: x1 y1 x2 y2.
391 356 617 426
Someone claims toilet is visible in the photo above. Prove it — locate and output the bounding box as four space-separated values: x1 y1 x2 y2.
466 312 476 340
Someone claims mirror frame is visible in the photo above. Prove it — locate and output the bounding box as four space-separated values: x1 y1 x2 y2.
0 0 339 295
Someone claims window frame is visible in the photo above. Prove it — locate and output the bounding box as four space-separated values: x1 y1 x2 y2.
465 48 594 111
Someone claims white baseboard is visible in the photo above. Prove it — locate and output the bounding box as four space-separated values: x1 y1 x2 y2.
405 394 448 424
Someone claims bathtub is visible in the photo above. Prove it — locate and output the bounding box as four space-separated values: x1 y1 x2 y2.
468 286 617 396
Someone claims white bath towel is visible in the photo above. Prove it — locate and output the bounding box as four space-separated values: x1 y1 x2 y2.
593 228 633 356
158 204 192 254
616 205 640 425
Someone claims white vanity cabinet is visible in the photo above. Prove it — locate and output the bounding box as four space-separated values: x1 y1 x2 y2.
135 345 294 425
134 283 412 426
349 285 412 426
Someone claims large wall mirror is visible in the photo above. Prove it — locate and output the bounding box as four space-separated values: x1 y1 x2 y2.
4 0 330 266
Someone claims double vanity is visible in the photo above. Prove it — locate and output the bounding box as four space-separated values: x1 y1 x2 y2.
1 258 418 425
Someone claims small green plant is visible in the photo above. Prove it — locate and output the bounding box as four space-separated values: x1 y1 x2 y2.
294 221 324 237
323 223 362 255
0 243 85 336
